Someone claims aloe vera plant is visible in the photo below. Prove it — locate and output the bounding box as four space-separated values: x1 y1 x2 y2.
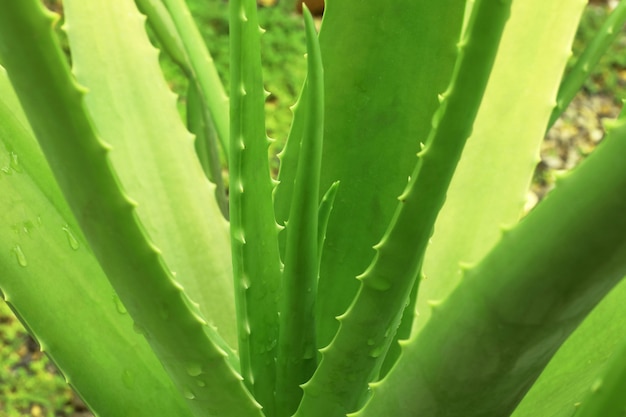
2 0 626 416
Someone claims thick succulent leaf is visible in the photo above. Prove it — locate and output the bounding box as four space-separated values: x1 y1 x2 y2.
0 2 262 416
135 0 230 213
187 82 229 218
229 0 283 410
357 106 626 417
134 0 189 71
416 0 586 338
548 0 626 128
160 0 231 160
317 180 340 266
275 9 324 417
62 0 236 347
295 1 513 415
0 68 194 417
513 119 626 416
315 0 466 354
274 83 306 257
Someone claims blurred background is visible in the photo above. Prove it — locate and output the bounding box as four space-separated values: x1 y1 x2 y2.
1 0 624 415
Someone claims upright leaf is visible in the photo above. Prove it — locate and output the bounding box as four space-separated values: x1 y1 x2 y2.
161 0 231 160
229 0 283 412
548 0 626 129
275 9 324 416
315 0 466 350
295 0 513 415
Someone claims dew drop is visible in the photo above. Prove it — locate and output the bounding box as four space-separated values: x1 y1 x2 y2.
196 380 206 387
113 295 127 314
241 274 251 290
13 245 27 267
367 338 376 346
369 345 385 358
186 363 203 377
62 225 79 250
22 220 35 235
591 378 603 392
9 151 22 173
183 388 196 400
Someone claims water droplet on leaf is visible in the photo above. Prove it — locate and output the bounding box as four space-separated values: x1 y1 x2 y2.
183 388 196 400
62 225 79 250
113 295 127 314
186 363 202 377
369 345 385 358
13 245 27 267
591 378 603 392
9 151 21 173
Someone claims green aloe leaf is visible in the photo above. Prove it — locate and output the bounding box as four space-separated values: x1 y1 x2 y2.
135 0 230 216
134 0 189 72
0 68 194 417
512 115 626 416
357 102 626 417
295 1 513 415
187 82 229 218
0 1 261 415
229 0 283 411
160 0 231 160
548 0 626 129
275 8 324 417
63 0 236 347
317 180 339 266
416 0 586 342
315 0 466 351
